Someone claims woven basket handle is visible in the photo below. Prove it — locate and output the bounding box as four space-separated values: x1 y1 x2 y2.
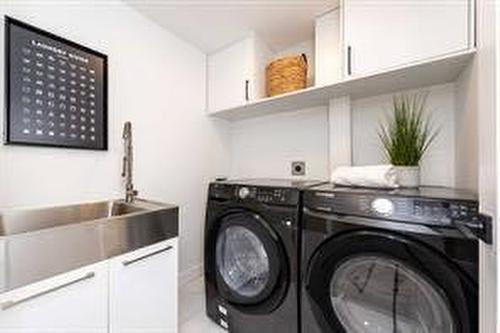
301 53 308 65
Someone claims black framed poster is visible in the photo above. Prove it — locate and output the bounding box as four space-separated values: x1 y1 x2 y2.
4 16 108 150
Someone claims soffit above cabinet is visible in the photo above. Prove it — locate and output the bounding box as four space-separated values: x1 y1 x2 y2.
124 0 338 53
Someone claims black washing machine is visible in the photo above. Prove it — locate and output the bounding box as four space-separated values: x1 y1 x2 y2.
205 179 325 333
301 184 490 333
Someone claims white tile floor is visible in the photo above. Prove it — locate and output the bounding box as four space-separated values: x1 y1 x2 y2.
179 277 226 333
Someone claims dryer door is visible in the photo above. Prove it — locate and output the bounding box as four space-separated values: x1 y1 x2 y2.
213 211 286 307
305 231 477 333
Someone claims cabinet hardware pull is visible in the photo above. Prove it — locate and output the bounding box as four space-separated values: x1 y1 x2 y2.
122 246 173 266
245 80 250 102
347 46 353 76
1 272 95 310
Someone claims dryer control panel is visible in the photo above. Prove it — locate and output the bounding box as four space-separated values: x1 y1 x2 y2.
357 195 479 226
305 189 479 227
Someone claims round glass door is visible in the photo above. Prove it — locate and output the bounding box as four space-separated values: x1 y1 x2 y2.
216 225 270 298
330 256 454 333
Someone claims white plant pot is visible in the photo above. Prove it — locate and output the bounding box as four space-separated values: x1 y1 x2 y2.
396 166 420 188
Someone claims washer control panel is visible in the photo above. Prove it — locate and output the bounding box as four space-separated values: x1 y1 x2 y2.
235 186 297 205
208 183 299 206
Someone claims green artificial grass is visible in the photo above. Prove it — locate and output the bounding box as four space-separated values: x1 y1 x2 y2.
378 93 439 166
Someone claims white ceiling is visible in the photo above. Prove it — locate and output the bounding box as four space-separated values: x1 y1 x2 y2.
125 0 338 54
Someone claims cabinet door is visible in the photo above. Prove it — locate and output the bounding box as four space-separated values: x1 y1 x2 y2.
0 261 108 333
109 238 178 333
344 0 472 76
207 38 252 112
315 9 342 86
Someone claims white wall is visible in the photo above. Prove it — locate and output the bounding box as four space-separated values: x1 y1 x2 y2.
230 83 458 187
352 83 456 187
0 1 230 277
230 106 329 180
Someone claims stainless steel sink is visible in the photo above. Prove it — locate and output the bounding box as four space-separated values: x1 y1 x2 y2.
0 201 146 236
0 199 178 293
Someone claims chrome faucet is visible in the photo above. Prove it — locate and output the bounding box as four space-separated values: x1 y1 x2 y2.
122 121 138 203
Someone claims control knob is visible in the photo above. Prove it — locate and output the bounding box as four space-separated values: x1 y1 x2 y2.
238 187 250 199
371 198 394 216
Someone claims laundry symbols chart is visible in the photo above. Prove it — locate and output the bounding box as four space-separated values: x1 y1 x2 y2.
5 17 108 150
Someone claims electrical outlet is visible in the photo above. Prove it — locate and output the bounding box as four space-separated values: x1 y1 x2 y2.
291 161 306 176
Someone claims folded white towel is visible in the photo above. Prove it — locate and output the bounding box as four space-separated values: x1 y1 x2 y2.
331 165 399 189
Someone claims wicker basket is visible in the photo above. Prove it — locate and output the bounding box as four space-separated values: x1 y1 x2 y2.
266 54 307 97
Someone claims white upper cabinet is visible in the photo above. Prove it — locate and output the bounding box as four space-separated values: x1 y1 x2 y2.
0 261 108 333
109 238 178 333
343 0 473 76
207 33 273 113
315 9 342 86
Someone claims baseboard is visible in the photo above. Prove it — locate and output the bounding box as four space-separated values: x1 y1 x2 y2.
179 264 203 286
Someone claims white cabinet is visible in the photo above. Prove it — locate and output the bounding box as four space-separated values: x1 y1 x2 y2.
109 238 178 333
0 261 108 333
207 33 273 113
343 0 472 76
0 238 178 333
315 9 342 86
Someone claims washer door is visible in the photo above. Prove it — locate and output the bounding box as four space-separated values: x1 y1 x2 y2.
330 256 454 332
305 231 477 333
214 212 285 306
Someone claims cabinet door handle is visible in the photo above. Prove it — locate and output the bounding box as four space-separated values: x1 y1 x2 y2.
1 272 95 310
245 80 250 102
347 46 353 76
122 245 173 267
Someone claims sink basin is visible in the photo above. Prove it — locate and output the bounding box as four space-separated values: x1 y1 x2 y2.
0 199 178 293
0 200 145 236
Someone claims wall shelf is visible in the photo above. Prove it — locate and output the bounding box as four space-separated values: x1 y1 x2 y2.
208 49 476 121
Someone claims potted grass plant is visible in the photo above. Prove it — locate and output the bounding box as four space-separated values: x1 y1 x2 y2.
378 93 439 187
